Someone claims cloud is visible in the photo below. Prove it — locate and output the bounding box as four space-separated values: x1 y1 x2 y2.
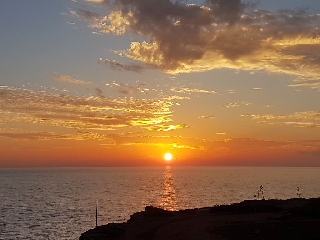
0 128 113 141
300 150 320 156
95 87 105 97
288 80 320 90
170 87 217 94
72 0 320 84
70 9 101 21
104 134 320 163
71 10 131 35
266 140 320 154
114 82 149 95
243 111 320 128
145 124 188 132
101 58 147 72
163 95 191 100
224 101 252 108
0 86 184 139
219 138 320 154
0 129 68 140
280 122 320 128
171 142 206 150
107 134 207 150
198 115 216 119
122 141 205 150
86 0 105 2
227 90 236 94
205 0 245 24
53 73 92 85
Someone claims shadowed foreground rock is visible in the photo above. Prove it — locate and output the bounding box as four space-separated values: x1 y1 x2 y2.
80 198 320 240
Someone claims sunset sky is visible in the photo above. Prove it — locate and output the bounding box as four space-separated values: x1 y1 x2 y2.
0 0 319 167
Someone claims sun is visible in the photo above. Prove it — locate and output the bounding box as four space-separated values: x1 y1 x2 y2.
164 153 173 161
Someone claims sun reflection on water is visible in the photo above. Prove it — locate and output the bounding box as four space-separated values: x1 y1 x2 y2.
160 166 178 211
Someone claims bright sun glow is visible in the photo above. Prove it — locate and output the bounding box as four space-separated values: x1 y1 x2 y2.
164 153 173 161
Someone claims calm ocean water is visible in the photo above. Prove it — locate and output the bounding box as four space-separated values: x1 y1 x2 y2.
1 166 320 240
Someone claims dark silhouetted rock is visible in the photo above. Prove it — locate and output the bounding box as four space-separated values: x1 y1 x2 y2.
79 198 320 240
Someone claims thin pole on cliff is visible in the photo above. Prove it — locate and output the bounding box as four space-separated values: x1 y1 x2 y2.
95 199 98 228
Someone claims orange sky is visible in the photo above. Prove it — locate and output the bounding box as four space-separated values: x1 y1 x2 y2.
0 0 319 167
1 135 319 167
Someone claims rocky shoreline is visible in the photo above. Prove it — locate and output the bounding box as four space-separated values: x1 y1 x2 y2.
79 198 320 240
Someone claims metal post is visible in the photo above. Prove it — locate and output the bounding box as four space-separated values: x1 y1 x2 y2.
96 199 98 228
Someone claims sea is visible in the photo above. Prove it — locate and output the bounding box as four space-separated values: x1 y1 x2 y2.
1 166 320 240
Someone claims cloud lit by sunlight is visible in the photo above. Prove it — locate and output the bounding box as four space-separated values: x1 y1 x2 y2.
53 73 92 85
242 111 320 128
71 0 320 86
0 86 185 140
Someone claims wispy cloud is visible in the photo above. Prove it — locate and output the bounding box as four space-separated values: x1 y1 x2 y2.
198 115 215 119
106 134 320 161
122 141 205 150
101 58 147 73
72 0 320 84
106 134 207 150
145 124 188 132
104 81 153 95
85 0 105 2
163 95 191 101
117 83 149 95
0 128 113 141
288 80 320 90
0 86 184 140
217 132 226 135
227 90 236 94
95 87 105 97
53 73 92 85
242 111 320 128
0 128 68 140
171 87 217 94
224 101 252 108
